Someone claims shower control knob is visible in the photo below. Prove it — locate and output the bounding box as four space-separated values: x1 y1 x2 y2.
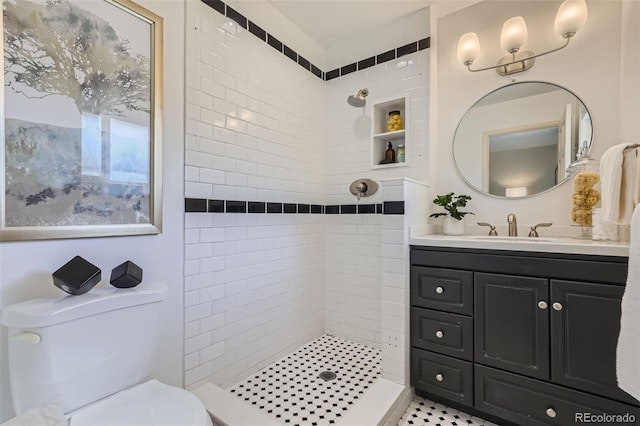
435 286 444 294
435 330 444 339
355 182 368 194
435 374 444 382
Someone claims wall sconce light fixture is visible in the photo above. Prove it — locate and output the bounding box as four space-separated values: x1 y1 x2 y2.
457 0 588 76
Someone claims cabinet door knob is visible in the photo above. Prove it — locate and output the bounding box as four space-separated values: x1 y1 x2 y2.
435 330 444 338
552 302 563 311
546 408 557 418
435 286 444 294
538 301 548 310
435 373 444 382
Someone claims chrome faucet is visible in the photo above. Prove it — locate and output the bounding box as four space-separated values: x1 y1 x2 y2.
507 213 517 236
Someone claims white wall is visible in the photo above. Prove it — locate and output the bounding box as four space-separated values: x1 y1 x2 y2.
183 0 326 389
432 0 627 232
0 0 185 421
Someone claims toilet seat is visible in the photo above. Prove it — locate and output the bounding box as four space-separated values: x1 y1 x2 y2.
68 379 212 426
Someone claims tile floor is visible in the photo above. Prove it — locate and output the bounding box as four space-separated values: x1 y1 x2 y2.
229 334 381 426
398 395 498 426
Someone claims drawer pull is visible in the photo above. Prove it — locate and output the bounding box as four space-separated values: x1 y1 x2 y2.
546 408 557 418
435 373 444 382
552 302 563 311
538 301 548 310
435 286 444 294
435 330 444 339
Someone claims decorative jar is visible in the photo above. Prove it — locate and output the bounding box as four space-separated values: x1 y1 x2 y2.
387 111 403 132
567 155 600 237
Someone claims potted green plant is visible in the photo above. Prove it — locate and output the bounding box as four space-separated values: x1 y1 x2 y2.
430 192 474 235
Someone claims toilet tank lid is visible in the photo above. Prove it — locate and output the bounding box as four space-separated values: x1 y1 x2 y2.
1 282 168 328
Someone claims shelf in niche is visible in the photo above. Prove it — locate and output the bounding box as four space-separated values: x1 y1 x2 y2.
371 96 408 169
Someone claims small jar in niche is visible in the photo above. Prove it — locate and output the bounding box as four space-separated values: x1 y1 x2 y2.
387 111 403 132
397 144 405 162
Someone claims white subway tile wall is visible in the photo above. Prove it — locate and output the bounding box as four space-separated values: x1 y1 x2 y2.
184 0 430 390
324 215 382 348
185 0 326 389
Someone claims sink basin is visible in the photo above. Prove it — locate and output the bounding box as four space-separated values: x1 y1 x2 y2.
468 236 555 243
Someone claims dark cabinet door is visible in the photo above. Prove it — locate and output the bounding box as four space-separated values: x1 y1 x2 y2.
475 273 550 380
551 280 640 406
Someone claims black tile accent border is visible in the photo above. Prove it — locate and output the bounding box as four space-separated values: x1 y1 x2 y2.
267 34 283 52
267 202 283 214
357 56 375 71
226 200 247 213
202 0 225 15
248 201 266 213
248 21 266 41
209 199 225 213
200 0 429 82
376 49 396 64
225 6 247 29
186 199 400 215
340 63 357 76
284 45 297 62
185 198 207 213
284 203 297 214
418 37 430 51
397 41 417 58
298 56 311 71
358 204 376 214
325 205 339 215
325 69 340 81
298 204 310 214
383 201 405 215
341 204 356 214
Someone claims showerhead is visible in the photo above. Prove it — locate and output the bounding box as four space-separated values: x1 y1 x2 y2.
347 88 369 107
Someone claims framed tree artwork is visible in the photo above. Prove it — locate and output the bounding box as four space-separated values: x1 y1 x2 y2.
0 0 163 241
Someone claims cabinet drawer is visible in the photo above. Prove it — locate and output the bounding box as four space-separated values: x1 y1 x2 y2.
411 308 473 361
411 348 473 407
475 365 640 426
411 266 473 315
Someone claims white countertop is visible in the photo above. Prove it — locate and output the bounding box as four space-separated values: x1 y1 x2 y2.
410 234 629 257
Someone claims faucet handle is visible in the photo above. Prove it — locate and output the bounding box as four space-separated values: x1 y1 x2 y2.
477 222 498 236
529 223 553 237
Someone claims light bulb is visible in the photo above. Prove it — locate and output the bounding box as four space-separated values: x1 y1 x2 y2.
554 0 588 37
501 16 528 53
457 32 480 65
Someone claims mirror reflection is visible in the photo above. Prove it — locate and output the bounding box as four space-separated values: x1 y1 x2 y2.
453 81 593 198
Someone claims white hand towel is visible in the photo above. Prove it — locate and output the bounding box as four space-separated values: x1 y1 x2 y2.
600 143 627 224
0 405 67 426
620 148 639 224
617 204 640 400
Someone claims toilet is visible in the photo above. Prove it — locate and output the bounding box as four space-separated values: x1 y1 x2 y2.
1 282 212 425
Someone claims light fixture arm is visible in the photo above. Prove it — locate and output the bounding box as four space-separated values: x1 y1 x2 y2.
465 36 571 74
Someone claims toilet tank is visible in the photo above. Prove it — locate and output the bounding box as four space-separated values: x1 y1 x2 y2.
1 282 167 415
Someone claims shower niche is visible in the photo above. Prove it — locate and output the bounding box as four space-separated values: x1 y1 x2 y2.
371 96 408 170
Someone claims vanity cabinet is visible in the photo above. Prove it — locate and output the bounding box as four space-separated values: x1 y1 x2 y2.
410 246 640 425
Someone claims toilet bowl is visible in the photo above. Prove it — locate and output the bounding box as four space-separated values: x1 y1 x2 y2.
68 380 212 426
1 282 211 425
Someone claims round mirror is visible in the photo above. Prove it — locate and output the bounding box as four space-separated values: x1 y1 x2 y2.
453 81 593 198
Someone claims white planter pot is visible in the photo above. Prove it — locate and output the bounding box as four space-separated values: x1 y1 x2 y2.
443 217 464 235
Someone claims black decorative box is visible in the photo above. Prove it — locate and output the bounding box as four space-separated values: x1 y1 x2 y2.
110 261 143 288
52 256 101 295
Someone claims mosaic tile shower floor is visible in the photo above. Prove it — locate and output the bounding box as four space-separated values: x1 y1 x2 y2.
228 334 381 426
398 395 498 426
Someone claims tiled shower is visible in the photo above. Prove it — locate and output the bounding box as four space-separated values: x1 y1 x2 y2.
182 0 430 411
